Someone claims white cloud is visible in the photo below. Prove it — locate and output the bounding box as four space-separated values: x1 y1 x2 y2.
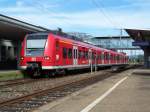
16 1 24 7
1 1 150 33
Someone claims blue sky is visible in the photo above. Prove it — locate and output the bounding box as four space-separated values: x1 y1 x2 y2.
0 0 150 36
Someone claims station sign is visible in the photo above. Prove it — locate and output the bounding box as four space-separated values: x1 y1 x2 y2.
132 41 150 46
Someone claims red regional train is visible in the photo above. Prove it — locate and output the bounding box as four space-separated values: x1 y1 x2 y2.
19 32 128 77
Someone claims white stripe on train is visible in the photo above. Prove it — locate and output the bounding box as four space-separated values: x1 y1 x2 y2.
20 63 127 70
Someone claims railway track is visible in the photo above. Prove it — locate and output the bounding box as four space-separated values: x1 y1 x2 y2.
0 69 125 112
0 78 33 88
0 78 50 88
0 64 136 89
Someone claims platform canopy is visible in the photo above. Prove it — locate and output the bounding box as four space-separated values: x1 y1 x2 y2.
125 29 150 49
0 14 49 40
125 29 150 41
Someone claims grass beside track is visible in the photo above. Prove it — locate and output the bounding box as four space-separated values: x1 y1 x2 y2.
0 71 24 81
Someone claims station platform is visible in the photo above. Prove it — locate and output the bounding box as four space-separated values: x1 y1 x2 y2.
34 68 150 112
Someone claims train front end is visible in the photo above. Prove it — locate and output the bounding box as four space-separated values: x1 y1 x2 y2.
19 33 52 77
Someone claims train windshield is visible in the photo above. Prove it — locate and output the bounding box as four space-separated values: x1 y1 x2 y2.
26 35 48 49
26 34 48 56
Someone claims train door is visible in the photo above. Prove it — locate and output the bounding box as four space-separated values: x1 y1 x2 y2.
101 51 104 64
95 51 98 71
88 49 92 65
73 46 78 65
109 52 111 64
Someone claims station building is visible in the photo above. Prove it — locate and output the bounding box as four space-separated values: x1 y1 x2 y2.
0 14 49 70
84 36 140 50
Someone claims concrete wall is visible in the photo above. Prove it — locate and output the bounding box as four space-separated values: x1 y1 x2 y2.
0 39 18 70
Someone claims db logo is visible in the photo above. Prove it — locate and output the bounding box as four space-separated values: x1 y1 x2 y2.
31 57 36 61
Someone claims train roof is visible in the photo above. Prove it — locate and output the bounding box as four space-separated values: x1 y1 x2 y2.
27 32 127 56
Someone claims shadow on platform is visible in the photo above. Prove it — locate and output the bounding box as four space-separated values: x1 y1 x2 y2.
132 69 150 76
0 61 17 70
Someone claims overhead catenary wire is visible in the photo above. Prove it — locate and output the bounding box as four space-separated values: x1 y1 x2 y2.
25 1 73 30
91 0 121 29
91 0 126 51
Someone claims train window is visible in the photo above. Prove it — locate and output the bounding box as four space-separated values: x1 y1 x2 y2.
104 53 106 60
96 54 98 60
88 52 92 59
101 53 104 60
120 56 122 61
26 34 48 49
99 55 101 60
85 51 88 59
97 54 99 60
92 52 95 60
68 48 72 59
115 55 117 61
109 54 112 60
113 55 115 61
63 48 67 59
110 55 112 60
56 40 59 50
81 51 84 59
108 53 110 60
83 51 86 59
106 53 108 60
78 50 81 59
106 53 109 60
117 55 120 61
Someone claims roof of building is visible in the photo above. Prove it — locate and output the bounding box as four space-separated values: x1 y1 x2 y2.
93 36 130 39
0 14 49 40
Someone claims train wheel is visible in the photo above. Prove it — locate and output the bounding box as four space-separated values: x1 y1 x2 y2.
31 68 41 78
47 70 56 78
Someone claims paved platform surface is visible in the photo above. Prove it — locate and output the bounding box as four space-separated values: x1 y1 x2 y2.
34 69 150 112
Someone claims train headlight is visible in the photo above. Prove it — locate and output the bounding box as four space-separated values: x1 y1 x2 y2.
44 56 50 60
56 54 59 61
20 56 24 60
